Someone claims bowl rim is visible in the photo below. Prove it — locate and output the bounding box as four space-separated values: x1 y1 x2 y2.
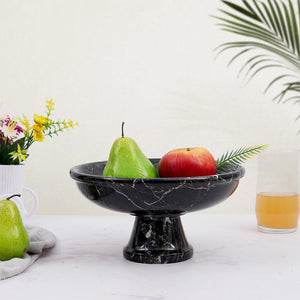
70 160 245 184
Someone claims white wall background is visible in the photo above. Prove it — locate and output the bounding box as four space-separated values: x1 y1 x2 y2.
1 0 299 215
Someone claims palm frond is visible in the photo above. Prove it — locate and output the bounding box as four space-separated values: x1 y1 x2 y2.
222 1 260 21
216 144 269 172
264 74 292 93
214 0 300 121
274 80 300 102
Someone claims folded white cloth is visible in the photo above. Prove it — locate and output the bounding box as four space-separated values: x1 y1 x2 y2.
0 226 56 280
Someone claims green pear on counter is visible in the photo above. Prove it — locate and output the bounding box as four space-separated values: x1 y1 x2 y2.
103 122 157 178
0 195 29 261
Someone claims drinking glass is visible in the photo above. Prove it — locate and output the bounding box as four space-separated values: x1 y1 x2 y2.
255 150 300 233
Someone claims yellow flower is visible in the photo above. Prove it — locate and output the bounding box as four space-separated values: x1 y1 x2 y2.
34 114 49 125
19 114 30 131
33 131 44 142
10 144 28 163
46 99 55 114
67 120 74 128
64 119 78 128
32 123 45 132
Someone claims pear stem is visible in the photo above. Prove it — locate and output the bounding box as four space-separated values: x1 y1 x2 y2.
121 122 125 138
6 194 21 200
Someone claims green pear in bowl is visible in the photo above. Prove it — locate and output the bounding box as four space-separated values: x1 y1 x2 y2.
103 122 157 178
0 195 30 261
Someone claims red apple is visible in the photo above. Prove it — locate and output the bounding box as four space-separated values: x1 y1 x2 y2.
158 147 217 177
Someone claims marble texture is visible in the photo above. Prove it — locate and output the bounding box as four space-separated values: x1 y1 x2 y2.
123 215 193 264
2 215 300 300
70 160 245 215
70 160 245 263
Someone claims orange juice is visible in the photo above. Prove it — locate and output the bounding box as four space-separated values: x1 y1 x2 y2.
256 192 299 229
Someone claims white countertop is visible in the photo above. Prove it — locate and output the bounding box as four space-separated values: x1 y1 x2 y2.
1 214 300 300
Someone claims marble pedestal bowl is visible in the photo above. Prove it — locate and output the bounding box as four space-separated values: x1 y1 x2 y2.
70 159 245 264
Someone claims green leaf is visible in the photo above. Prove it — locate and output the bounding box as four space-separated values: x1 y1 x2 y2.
261 1 278 34
274 0 290 47
269 0 285 38
216 10 277 37
264 74 291 93
283 94 300 103
215 0 300 129
246 63 283 84
0 138 27 165
289 0 300 56
252 0 271 28
218 23 286 49
242 0 260 18
237 54 268 78
218 41 300 68
244 58 276 77
222 0 260 21
216 145 269 172
227 48 254 67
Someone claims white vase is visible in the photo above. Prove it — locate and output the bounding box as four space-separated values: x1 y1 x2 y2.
0 164 38 218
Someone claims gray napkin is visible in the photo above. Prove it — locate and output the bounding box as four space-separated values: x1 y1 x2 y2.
0 226 56 280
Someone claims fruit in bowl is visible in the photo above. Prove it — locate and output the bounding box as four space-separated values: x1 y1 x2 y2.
102 123 268 180
71 123 267 264
158 147 216 178
102 122 157 179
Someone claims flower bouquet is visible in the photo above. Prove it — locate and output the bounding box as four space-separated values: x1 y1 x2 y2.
0 99 77 165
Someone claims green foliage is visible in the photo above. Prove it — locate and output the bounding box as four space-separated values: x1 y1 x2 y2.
214 0 300 120
0 138 26 165
216 144 269 172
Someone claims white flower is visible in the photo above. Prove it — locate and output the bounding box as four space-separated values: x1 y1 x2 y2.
0 115 23 142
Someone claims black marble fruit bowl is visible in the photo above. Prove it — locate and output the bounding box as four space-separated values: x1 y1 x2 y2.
70 159 245 264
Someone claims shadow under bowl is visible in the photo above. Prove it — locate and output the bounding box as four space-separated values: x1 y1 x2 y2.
70 159 245 264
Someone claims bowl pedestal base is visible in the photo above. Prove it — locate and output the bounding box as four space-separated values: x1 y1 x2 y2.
123 215 193 264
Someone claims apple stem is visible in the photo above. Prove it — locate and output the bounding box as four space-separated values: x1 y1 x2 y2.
6 194 21 200
187 148 191 151
121 122 125 138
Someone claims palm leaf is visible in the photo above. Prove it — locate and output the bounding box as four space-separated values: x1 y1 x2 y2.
245 63 283 85
264 74 292 93
262 1 278 35
216 144 269 172
273 1 289 46
253 0 271 27
222 1 260 20
288 0 300 55
214 0 300 122
238 54 268 78
274 80 300 102
268 0 283 38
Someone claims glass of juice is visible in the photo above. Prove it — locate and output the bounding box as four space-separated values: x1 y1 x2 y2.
256 150 300 233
